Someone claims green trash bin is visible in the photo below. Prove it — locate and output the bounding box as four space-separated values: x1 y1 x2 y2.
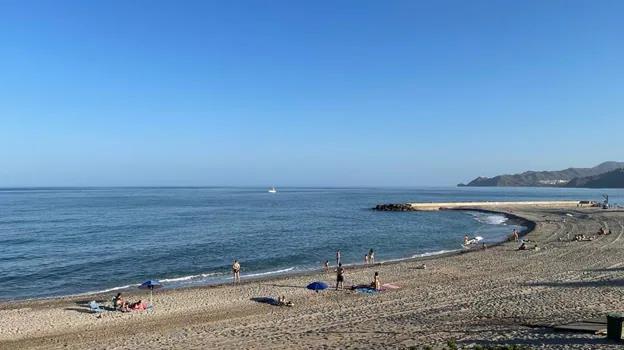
607 313 624 341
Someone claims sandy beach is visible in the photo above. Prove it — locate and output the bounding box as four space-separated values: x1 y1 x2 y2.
2 206 624 349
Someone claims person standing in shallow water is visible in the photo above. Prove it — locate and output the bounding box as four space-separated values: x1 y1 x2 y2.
336 250 341 265
368 248 375 264
512 229 519 242
232 260 241 283
336 263 345 290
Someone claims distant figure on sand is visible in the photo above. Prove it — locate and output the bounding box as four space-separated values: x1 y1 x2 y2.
364 254 369 264
336 263 345 290
232 260 241 283
518 242 527 250
336 250 341 265
464 235 469 245
368 249 375 264
371 271 381 290
512 229 519 242
113 292 128 311
324 260 330 272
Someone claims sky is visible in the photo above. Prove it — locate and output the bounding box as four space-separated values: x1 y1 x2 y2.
1 0 623 187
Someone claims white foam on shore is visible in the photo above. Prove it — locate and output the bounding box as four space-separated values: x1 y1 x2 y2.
160 272 222 283
470 212 508 225
78 284 138 296
372 249 460 265
411 249 459 258
242 267 295 278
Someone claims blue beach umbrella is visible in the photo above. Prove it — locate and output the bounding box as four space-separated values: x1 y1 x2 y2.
306 281 328 292
138 280 162 304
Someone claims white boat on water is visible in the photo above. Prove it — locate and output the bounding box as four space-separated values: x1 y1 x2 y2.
268 187 277 193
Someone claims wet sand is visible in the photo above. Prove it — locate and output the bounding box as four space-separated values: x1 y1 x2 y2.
2 206 624 349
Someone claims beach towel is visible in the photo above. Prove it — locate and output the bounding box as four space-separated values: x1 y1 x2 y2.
354 287 379 294
381 283 400 290
89 301 104 313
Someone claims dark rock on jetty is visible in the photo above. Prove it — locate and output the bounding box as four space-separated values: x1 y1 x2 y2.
374 203 415 211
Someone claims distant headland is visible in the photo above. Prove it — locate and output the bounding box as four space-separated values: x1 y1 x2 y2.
458 161 624 188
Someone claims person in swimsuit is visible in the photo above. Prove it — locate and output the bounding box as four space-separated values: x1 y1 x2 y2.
323 260 330 272
336 263 345 290
368 249 375 264
113 292 128 311
512 229 519 242
232 260 241 283
364 254 369 264
371 271 381 290
336 250 341 265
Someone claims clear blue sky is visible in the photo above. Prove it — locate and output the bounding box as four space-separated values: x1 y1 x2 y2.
1 0 623 187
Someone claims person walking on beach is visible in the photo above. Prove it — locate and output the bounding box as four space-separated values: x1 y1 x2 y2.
336 250 341 265
368 248 375 264
512 229 519 242
232 260 241 283
336 263 345 290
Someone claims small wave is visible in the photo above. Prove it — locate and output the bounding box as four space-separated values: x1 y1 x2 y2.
243 267 295 278
160 272 223 283
160 275 199 283
374 250 460 264
411 249 458 258
78 284 137 296
471 212 508 225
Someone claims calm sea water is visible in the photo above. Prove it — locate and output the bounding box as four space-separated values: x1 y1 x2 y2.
1 187 622 301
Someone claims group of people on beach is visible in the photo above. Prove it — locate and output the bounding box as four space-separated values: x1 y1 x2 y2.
112 293 147 312
322 248 376 273
231 248 378 288
568 227 611 242
334 262 381 291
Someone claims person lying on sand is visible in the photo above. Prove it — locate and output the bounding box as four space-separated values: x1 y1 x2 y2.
518 242 528 250
129 300 148 311
574 234 595 241
597 228 612 235
277 296 293 307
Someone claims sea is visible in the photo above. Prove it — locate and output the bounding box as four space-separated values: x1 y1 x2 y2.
1 186 623 301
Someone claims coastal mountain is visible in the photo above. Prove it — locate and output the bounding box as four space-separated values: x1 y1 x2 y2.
459 161 624 187
564 168 624 188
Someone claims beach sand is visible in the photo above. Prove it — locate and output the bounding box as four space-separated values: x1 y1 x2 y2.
2 206 624 349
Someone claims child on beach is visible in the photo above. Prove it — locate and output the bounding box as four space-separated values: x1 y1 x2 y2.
368 249 375 264
232 260 241 283
324 260 330 272
336 263 345 290
364 254 369 264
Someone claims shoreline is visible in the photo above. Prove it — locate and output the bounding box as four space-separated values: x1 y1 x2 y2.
3 205 624 349
0 208 535 308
